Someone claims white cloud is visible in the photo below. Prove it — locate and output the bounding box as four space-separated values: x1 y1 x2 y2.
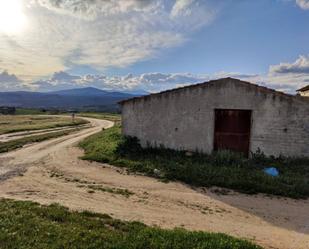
3 53 309 94
171 0 195 17
0 0 216 80
30 67 308 95
0 70 22 83
269 55 309 74
239 74 308 94
296 0 309 9
1 0 308 90
33 0 159 19
0 67 307 94
170 0 216 30
51 71 81 82
0 70 31 91
31 71 209 92
213 71 259 79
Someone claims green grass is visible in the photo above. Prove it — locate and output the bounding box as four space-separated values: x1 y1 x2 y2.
15 108 47 115
0 199 261 249
0 128 82 153
0 115 88 135
15 108 67 115
87 185 134 197
80 126 309 199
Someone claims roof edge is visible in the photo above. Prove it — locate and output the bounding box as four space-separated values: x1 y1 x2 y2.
118 77 297 105
297 85 309 92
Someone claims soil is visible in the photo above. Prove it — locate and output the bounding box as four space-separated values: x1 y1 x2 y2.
0 117 308 249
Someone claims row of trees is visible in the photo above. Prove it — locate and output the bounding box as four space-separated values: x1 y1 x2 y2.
0 106 16 115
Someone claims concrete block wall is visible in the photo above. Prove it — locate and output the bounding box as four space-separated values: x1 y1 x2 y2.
121 78 309 157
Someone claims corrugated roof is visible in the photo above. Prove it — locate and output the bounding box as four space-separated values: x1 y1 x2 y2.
119 78 299 105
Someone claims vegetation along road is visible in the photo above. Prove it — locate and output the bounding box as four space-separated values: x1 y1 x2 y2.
0 116 308 249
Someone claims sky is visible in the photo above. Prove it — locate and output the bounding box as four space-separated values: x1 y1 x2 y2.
0 0 309 93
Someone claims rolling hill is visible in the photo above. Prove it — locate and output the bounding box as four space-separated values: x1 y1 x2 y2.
0 87 137 112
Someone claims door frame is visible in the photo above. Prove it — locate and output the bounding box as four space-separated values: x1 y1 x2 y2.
213 108 253 157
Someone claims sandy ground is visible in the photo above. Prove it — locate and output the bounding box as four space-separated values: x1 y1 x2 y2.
0 117 308 249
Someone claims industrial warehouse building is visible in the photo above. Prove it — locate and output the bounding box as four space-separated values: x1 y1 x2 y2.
120 78 309 157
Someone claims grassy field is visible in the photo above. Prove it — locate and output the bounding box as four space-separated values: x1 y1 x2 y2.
0 128 83 153
0 199 261 249
0 115 88 135
15 108 48 115
80 126 309 199
15 108 68 115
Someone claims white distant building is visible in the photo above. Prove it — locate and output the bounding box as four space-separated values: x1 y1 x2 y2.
297 85 309 97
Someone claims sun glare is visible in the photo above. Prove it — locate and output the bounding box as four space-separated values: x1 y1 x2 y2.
0 0 28 34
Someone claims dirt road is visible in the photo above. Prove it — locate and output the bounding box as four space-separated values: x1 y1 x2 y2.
0 124 90 142
0 117 308 249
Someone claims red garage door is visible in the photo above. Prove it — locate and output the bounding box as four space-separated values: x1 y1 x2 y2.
214 109 252 157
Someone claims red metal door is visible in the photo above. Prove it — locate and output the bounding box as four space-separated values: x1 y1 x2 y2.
214 109 251 156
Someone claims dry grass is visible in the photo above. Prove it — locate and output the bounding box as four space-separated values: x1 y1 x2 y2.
0 115 88 135
0 127 84 153
78 112 121 125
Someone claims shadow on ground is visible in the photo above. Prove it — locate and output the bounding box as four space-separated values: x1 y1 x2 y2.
196 186 309 235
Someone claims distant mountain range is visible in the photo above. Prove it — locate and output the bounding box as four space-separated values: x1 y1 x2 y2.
0 87 140 112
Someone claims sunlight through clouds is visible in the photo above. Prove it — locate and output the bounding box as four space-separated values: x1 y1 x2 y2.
0 0 308 93
0 0 28 34
0 0 216 81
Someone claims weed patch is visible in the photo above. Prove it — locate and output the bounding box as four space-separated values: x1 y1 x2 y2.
0 115 88 135
0 199 261 249
80 126 309 199
49 170 134 197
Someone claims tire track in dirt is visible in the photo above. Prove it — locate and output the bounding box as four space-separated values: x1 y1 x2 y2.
0 117 308 249
0 117 113 182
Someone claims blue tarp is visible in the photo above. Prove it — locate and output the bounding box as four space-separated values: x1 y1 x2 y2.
264 167 279 177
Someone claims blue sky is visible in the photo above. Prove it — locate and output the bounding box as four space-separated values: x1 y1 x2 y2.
107 0 307 74
0 0 309 93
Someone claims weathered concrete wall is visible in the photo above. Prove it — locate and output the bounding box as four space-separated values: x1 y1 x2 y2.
121 78 309 157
